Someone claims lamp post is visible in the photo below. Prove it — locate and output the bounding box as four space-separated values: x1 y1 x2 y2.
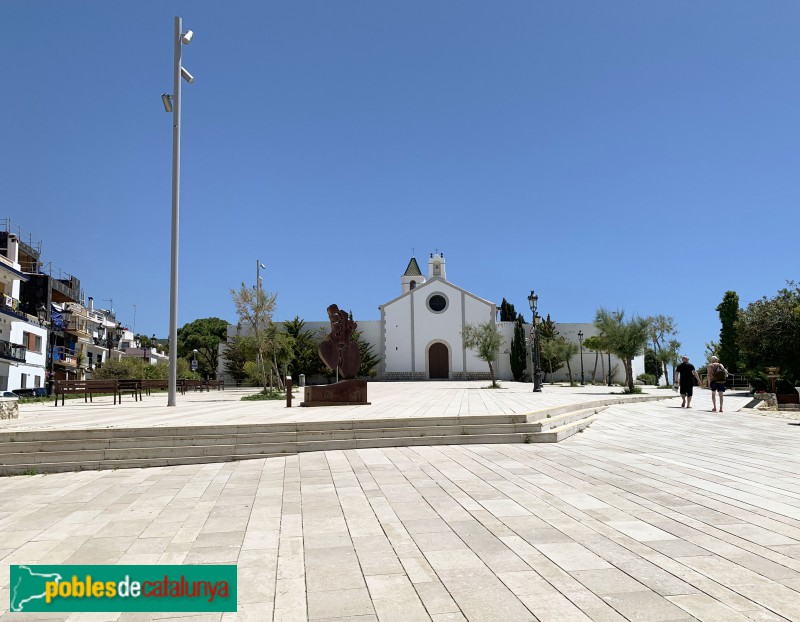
578 330 585 386
163 17 195 407
36 305 55 396
527 291 542 392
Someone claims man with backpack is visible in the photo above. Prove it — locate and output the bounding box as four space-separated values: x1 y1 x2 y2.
707 356 728 412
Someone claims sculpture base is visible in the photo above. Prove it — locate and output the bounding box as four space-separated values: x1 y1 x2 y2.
300 379 370 407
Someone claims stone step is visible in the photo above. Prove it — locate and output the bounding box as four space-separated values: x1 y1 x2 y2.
0 426 545 462
531 416 597 443
0 432 536 474
0 402 613 474
0 422 545 456
0 414 530 443
528 407 606 432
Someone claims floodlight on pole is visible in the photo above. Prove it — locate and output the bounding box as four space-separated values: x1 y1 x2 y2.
166 16 196 407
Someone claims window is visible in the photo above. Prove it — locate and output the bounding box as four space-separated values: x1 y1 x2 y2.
23 332 43 354
34 375 41 388
21 374 28 388
87 352 93 368
410 280 417 290
427 293 448 313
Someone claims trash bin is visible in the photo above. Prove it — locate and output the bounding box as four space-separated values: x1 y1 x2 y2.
299 374 306 387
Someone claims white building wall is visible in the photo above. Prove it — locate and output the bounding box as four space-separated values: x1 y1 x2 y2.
4 320 47 391
383 296 413 375
411 284 465 377
462 290 497 375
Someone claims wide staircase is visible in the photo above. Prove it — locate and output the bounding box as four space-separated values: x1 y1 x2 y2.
0 396 668 474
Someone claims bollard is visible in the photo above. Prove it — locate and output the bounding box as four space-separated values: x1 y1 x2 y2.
286 376 293 408
299 374 305 387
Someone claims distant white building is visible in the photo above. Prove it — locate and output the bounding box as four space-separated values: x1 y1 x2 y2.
0 233 47 392
219 252 643 384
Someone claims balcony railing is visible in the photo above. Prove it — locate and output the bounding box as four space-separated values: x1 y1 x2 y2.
0 338 26 362
64 319 91 335
0 295 29 321
52 345 78 366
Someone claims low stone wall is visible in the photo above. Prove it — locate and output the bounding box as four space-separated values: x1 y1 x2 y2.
0 398 19 420
382 372 428 381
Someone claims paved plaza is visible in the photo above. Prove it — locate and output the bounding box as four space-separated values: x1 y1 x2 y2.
2 384 800 621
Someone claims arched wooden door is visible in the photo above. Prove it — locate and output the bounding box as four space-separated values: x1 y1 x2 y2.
428 343 449 379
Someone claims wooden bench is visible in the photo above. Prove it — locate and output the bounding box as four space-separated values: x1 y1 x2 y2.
139 379 186 396
117 379 142 402
205 379 225 391
54 380 119 407
182 379 209 392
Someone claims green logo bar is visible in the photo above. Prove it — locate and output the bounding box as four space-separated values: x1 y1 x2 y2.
10 565 237 612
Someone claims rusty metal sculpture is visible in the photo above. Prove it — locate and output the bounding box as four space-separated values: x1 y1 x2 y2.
318 304 361 379
301 303 370 407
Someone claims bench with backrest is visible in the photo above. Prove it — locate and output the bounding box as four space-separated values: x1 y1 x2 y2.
205 379 224 391
117 379 142 402
54 380 119 407
139 379 186 396
182 379 209 392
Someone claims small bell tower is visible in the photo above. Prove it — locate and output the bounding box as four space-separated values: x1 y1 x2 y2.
428 251 446 281
401 257 424 294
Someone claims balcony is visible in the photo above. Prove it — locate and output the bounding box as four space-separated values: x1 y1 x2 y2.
52 345 78 367
64 318 90 337
0 339 26 363
0 295 29 322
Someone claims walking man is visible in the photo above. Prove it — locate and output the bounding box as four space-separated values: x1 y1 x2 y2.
707 355 728 412
674 355 700 408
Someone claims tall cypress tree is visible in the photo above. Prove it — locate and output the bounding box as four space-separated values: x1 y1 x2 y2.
716 291 740 372
510 313 528 381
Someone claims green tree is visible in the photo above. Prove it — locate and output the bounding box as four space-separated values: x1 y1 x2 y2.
594 308 650 392
93 358 193 381
737 282 800 382
222 330 253 385
284 316 325 381
177 317 229 379
499 298 518 322
644 348 663 383
462 321 502 387
648 315 677 385
717 291 740 373
561 340 579 383
353 330 381 378
509 314 527 381
537 314 564 378
231 283 277 391
583 334 606 383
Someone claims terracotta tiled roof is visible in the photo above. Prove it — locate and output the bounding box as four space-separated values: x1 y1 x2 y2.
403 257 422 277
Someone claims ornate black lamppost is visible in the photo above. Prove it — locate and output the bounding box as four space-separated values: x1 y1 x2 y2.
527 291 543 392
578 330 585 386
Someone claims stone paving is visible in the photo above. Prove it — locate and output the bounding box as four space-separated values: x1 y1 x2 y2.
2 387 800 621
3 382 672 432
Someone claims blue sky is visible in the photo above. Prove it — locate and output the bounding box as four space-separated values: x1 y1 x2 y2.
2 1 798 365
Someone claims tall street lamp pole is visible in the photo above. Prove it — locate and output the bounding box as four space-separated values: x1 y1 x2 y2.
527 291 542 392
578 330 585 386
163 17 195 407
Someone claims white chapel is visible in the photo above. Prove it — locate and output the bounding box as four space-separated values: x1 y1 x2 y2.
379 252 497 381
